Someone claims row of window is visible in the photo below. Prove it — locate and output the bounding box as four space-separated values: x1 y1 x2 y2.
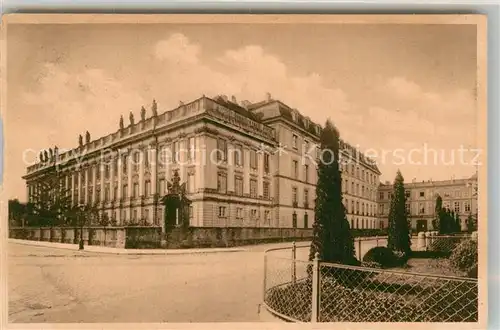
380 189 472 201
343 179 376 200
345 198 377 217
217 173 270 199
291 212 309 228
349 218 380 230
291 187 310 207
216 138 271 172
218 206 271 222
339 163 378 185
292 160 310 182
379 201 473 216
69 173 196 203
101 205 194 226
290 213 378 229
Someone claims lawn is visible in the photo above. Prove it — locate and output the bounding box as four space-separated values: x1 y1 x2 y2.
265 259 477 322
400 257 467 278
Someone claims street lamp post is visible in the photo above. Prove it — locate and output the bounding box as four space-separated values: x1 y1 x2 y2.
78 204 84 250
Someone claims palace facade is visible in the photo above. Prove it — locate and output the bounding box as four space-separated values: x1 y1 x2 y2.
24 94 380 230
377 174 478 232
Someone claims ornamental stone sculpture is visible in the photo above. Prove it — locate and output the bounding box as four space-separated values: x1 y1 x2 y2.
85 131 91 144
141 106 146 121
152 99 158 117
129 112 135 126
119 115 124 130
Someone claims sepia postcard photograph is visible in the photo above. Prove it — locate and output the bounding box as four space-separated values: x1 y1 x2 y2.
1 14 487 328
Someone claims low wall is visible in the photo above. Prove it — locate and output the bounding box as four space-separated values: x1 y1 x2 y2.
9 227 129 248
165 227 313 248
9 226 312 249
8 227 393 249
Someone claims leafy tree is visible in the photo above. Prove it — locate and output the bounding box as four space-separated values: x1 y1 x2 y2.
8 199 28 227
28 171 73 227
309 120 356 265
466 213 477 233
387 170 411 254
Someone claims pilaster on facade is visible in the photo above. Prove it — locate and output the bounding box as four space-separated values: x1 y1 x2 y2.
100 161 105 203
77 169 82 204
110 157 116 201
65 174 69 200
84 165 89 204
243 147 251 195
71 171 75 205
150 143 158 196
139 148 145 196
127 151 133 201
91 163 97 204
258 152 264 197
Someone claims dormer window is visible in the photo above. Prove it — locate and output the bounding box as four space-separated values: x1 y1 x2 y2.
304 117 310 128
291 110 297 122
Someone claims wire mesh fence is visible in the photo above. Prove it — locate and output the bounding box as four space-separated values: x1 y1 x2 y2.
317 262 478 322
263 234 478 323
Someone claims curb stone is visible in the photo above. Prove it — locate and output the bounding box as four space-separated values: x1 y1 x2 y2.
8 238 247 255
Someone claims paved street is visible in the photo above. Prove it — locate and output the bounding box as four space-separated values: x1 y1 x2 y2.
8 241 303 323
8 238 398 323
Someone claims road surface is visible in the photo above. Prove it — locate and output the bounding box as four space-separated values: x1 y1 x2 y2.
8 238 399 323
8 241 296 323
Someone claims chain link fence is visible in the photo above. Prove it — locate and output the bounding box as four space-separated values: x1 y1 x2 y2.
263 234 478 323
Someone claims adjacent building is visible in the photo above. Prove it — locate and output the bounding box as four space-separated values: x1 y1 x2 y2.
23 93 380 231
377 174 478 232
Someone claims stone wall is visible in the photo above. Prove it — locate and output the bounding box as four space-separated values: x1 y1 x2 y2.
9 227 128 248
9 226 396 249
9 226 313 249
165 227 313 248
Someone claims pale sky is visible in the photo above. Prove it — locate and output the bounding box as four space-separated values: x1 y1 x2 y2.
5 23 478 201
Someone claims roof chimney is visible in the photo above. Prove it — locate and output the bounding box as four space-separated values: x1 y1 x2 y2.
221 95 228 102
266 92 272 101
231 95 237 104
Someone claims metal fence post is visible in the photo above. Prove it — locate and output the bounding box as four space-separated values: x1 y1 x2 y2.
292 241 297 284
357 238 362 260
263 253 267 302
311 252 320 323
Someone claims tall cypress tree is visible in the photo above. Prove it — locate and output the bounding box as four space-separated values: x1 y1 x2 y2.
309 120 356 264
455 213 461 232
433 195 443 232
387 170 411 254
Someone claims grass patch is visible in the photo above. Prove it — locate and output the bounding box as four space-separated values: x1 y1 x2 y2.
265 264 477 322
401 258 468 277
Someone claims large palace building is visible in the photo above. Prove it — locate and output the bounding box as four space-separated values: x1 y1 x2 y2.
24 94 380 230
377 174 478 232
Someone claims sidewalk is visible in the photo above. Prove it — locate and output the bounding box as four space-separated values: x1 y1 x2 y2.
8 238 247 255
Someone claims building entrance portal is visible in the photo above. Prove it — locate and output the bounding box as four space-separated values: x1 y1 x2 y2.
161 170 191 231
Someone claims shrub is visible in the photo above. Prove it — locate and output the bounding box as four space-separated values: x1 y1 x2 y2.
450 239 478 272
467 264 478 279
428 237 462 254
362 247 407 268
